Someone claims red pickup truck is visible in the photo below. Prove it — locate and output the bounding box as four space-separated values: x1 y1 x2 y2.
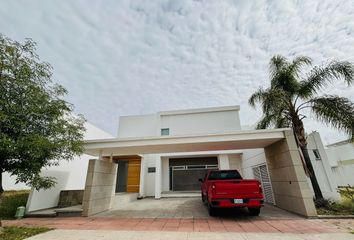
199 169 264 216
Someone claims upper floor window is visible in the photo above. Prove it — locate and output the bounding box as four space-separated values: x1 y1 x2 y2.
313 149 321 160
161 128 170 136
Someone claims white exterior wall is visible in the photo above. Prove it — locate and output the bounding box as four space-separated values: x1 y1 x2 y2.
143 154 159 197
326 141 354 187
4 122 113 192
241 148 267 179
228 154 243 174
118 106 241 139
118 114 158 138
118 106 242 197
160 109 241 136
307 132 340 200
24 122 113 212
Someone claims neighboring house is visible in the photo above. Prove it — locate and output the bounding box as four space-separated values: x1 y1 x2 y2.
2 122 113 212
82 106 318 217
325 139 354 188
305 132 354 200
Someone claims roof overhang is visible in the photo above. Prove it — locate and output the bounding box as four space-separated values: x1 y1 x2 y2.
84 128 290 157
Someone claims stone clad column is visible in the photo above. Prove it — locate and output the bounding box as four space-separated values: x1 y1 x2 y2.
82 159 117 216
264 130 317 217
155 157 162 199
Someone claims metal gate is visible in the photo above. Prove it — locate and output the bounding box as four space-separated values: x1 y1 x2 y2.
252 164 275 204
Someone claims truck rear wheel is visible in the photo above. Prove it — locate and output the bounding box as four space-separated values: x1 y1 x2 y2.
208 204 217 216
248 208 260 216
201 193 206 204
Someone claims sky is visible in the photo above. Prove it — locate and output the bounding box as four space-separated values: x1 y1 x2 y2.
1 0 354 144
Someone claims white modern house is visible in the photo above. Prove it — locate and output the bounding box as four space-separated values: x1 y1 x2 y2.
82 106 318 217
7 105 352 217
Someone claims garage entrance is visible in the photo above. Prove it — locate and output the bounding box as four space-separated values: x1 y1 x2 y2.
169 157 218 191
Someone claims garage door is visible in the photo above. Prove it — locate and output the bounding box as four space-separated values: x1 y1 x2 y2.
169 157 218 191
253 164 275 204
171 165 217 191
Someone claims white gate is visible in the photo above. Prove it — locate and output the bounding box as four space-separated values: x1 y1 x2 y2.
252 164 275 204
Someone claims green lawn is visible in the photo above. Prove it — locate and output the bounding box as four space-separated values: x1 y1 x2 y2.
0 190 30 219
0 226 50 240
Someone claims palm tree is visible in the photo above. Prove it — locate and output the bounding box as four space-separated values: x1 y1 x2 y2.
249 55 354 200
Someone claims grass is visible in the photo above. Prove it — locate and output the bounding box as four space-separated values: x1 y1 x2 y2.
0 226 50 240
0 190 30 219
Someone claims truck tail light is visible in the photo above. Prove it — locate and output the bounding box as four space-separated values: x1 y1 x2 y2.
211 184 216 194
259 183 262 193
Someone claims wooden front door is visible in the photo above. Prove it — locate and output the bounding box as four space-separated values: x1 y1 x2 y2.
114 156 141 193
127 159 141 193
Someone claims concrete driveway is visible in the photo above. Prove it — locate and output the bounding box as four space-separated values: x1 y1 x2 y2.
95 197 301 219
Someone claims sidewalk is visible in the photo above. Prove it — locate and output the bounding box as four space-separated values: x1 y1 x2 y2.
27 229 354 240
4 217 354 233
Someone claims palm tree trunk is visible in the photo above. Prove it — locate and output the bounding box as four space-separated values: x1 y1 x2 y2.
293 117 324 200
300 145 324 200
0 169 3 229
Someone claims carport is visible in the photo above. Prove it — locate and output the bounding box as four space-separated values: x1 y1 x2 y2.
83 128 317 217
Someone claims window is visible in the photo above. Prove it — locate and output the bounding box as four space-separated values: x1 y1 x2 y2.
208 170 242 180
161 128 170 136
313 149 321 160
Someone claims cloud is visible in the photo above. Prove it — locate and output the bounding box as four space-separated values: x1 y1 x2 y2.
0 0 353 144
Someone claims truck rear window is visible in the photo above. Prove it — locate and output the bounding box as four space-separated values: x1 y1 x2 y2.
208 170 242 180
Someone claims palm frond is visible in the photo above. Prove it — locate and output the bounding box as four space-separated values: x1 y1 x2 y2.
256 114 276 129
310 95 354 138
299 61 354 99
289 56 312 78
248 87 267 108
269 55 287 80
270 55 305 94
275 115 291 128
249 87 289 115
256 111 291 129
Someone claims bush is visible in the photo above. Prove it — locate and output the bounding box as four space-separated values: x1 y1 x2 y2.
337 185 354 203
315 197 354 215
314 198 332 208
0 190 30 219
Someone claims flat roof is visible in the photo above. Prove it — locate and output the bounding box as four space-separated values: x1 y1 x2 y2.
159 105 240 116
84 128 289 156
118 105 240 119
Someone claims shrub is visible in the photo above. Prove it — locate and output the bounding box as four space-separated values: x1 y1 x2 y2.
337 185 354 203
314 198 332 208
0 190 30 219
314 196 354 215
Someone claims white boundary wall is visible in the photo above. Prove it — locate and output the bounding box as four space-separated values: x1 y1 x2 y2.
23 122 113 212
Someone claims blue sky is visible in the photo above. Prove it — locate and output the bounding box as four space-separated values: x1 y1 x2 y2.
1 0 354 144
